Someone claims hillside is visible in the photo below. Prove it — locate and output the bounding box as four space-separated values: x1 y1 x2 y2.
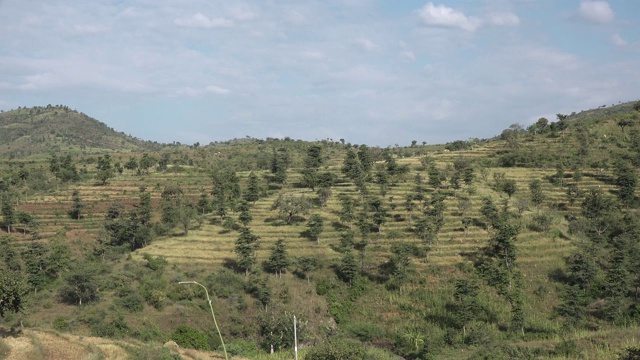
0 105 162 159
1 100 640 360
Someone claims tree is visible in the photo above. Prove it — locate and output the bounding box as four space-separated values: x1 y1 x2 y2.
69 190 84 220
271 194 312 225
96 154 114 185
59 261 100 305
301 145 324 190
502 179 518 198
306 214 325 243
271 147 290 184
238 200 253 227
338 250 358 285
369 197 388 233
235 227 259 276
554 284 587 329
338 195 357 228
265 239 290 278
342 149 363 181
295 256 319 284
614 158 637 206
1 195 14 233
161 185 195 236
22 242 51 292
138 153 157 174
529 179 545 210
0 270 27 318
245 171 261 204
124 157 138 172
453 278 480 336
196 192 211 215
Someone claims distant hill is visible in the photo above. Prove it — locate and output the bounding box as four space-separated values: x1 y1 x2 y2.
0 104 162 159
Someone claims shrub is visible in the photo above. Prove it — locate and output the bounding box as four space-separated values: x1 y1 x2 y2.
52 316 72 331
619 346 640 360
171 325 210 350
114 287 145 312
90 315 131 338
345 322 385 342
305 338 367 360
224 339 261 358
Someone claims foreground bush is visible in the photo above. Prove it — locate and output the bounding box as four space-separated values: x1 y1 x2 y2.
305 338 367 360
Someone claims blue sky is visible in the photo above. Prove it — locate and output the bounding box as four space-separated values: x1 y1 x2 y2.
1 0 638 146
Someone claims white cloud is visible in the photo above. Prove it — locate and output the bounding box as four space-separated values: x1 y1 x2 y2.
416 2 481 32
205 85 231 95
300 51 325 60
402 51 416 61
74 24 109 34
578 1 614 24
354 38 378 51
611 33 627 46
174 13 234 29
228 5 257 21
487 13 520 27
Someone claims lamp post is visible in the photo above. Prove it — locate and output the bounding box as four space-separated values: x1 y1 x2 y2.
178 281 228 360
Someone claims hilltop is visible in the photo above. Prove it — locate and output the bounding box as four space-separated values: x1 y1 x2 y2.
0 105 163 159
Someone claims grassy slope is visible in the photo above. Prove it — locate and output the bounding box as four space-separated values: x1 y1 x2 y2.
2 101 640 359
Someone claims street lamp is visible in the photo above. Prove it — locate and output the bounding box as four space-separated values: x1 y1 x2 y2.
178 281 228 360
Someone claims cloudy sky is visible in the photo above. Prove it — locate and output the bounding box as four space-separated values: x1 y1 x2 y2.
1 1 638 146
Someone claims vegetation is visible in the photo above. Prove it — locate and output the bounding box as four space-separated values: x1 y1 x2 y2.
1 102 640 359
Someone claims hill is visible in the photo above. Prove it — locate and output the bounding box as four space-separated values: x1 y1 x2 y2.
0 105 163 159
1 100 640 359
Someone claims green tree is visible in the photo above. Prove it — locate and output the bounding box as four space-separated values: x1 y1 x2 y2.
338 195 357 228
301 145 324 190
453 278 480 336
238 200 252 227
369 197 388 233
138 153 157 174
244 171 261 204
0 271 28 318
271 194 312 225
1 196 14 234
96 154 114 185
338 250 358 285
614 158 637 207
68 190 84 220
265 239 290 278
161 185 195 236
342 149 364 181
306 214 325 243
295 256 319 283
270 147 290 184
59 261 100 305
22 242 51 292
235 227 260 276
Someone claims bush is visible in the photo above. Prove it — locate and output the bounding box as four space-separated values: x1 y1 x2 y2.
464 322 501 347
90 315 131 338
346 322 385 342
171 325 210 350
52 316 72 331
224 339 261 358
554 338 578 358
305 338 367 360
619 346 640 360
114 287 145 312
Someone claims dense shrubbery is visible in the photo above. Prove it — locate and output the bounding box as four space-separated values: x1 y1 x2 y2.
170 325 211 350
